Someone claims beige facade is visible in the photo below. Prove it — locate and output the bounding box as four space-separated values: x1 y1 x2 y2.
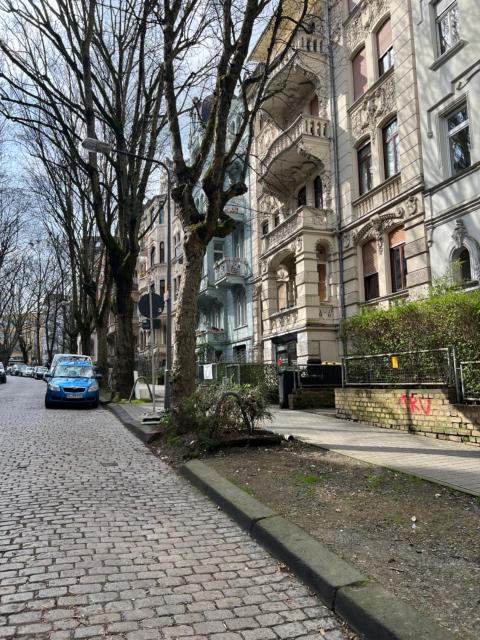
136 195 168 366
249 0 430 365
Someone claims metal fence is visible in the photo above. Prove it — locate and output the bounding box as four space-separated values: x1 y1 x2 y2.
136 352 164 381
342 348 455 388
197 362 279 400
459 360 480 403
281 363 342 390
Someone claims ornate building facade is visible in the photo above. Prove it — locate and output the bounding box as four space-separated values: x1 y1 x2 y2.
249 0 430 365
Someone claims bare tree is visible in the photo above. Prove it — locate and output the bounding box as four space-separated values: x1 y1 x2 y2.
158 0 308 423
0 0 167 397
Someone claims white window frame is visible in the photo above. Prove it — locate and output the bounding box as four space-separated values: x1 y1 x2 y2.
434 0 460 57
444 101 471 177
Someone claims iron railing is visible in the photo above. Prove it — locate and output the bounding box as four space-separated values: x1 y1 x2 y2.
342 348 455 388
459 360 480 403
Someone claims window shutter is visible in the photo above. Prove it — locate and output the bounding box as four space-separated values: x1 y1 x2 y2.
389 227 405 248
377 19 392 58
362 240 378 276
353 48 367 100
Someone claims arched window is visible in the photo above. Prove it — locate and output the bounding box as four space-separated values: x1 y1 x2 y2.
377 18 393 76
313 176 323 209
452 247 472 284
317 245 328 301
276 256 296 311
234 288 247 327
150 245 156 267
352 47 367 101
159 241 165 263
362 240 379 301
297 186 307 208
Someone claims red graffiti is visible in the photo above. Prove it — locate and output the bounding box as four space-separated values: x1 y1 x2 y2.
399 394 431 416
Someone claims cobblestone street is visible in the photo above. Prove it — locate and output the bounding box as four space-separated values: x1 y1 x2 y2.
0 378 347 640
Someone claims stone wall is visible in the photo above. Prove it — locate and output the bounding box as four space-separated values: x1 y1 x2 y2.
335 388 480 446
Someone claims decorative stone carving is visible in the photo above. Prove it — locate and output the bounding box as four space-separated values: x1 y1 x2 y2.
352 206 406 253
344 0 388 51
260 260 268 274
295 235 303 254
450 219 480 280
406 195 418 216
351 74 396 142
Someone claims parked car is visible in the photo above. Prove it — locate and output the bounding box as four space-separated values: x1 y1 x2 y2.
45 361 101 408
16 364 27 377
0 363 6 383
35 366 48 380
25 366 35 377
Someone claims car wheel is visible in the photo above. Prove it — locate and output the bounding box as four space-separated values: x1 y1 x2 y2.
45 398 54 409
90 399 99 409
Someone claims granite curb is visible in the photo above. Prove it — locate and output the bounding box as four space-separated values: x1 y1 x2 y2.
107 402 163 443
180 459 456 640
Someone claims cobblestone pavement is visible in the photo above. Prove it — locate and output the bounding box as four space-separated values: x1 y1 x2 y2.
0 378 348 640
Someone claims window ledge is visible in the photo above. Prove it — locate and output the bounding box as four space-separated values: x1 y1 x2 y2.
234 324 248 330
348 66 395 114
430 40 467 71
362 290 408 307
270 306 298 319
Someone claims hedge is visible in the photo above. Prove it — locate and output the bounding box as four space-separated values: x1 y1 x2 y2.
340 289 480 362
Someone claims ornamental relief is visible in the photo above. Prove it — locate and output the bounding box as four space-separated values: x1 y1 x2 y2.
344 0 388 51
350 74 395 143
270 309 299 334
352 199 411 254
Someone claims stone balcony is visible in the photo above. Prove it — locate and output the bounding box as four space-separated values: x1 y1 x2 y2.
264 306 299 338
195 328 226 345
259 34 328 124
213 257 249 287
258 114 330 190
261 206 334 258
352 174 402 221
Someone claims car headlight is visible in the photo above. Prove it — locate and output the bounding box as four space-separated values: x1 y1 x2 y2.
89 382 99 392
49 383 61 392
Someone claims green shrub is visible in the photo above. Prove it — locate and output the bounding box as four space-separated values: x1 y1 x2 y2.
340 289 480 362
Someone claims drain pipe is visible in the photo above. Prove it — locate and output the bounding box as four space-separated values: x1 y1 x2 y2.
325 0 347 341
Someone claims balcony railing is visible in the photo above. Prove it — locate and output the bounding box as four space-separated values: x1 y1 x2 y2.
195 328 226 344
261 206 332 255
214 257 249 283
260 114 328 172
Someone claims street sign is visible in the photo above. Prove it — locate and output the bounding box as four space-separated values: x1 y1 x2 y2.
141 318 161 330
138 293 164 318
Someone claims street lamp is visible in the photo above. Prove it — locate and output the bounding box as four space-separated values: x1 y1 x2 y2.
81 137 173 410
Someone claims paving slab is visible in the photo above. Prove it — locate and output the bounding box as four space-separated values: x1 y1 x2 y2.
265 407 480 496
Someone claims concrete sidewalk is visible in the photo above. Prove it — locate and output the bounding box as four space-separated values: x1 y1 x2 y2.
265 408 480 497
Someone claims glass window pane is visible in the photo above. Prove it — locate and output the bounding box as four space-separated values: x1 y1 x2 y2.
449 126 471 173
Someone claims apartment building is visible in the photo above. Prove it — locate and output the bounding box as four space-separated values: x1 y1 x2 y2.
412 0 480 287
171 97 254 364
136 194 168 366
249 0 430 365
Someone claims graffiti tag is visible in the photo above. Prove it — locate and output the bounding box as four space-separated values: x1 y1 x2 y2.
399 394 432 416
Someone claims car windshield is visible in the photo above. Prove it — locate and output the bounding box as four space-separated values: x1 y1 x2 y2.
54 364 95 378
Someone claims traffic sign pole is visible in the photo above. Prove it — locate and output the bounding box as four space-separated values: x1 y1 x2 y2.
149 286 157 417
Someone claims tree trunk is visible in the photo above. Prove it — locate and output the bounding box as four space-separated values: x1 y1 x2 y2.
80 324 91 356
95 313 109 389
171 236 205 429
112 277 135 399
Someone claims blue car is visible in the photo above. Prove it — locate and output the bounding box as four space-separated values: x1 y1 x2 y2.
45 361 101 409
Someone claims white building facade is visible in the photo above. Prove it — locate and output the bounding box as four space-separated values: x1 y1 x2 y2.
412 0 480 286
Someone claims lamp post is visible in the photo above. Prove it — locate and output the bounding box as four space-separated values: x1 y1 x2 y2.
81 137 173 410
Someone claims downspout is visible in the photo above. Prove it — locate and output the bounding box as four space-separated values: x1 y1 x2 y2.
325 1 347 338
